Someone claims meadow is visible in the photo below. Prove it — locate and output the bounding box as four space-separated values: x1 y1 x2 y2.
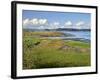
23 31 91 69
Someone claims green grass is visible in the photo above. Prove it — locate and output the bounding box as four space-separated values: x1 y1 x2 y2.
65 40 90 48
24 31 64 37
23 31 91 69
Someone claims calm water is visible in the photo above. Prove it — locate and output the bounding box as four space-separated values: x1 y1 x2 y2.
61 31 91 40
28 29 91 42
47 30 91 42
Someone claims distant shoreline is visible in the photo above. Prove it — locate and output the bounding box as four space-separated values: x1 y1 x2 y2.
23 28 91 32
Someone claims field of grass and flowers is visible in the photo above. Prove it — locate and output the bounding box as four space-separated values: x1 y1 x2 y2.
23 31 91 69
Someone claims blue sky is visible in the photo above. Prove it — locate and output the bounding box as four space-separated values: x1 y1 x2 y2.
23 10 91 29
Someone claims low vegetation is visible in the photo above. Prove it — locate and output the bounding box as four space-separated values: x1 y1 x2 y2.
23 31 64 37
23 31 91 69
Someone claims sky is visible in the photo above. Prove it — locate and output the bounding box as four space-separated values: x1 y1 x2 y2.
22 10 91 29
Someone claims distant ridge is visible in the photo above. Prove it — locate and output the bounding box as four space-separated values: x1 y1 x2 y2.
56 28 91 31
23 28 91 31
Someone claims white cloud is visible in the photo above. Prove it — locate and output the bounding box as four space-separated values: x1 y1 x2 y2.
38 26 44 29
65 21 72 26
39 19 48 25
75 21 84 26
64 21 73 28
49 22 60 29
23 18 48 27
23 19 29 26
53 22 60 26
75 21 85 29
60 26 65 28
30 18 38 25
23 19 90 30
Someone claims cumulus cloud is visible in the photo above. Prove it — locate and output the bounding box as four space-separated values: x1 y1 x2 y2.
23 18 30 26
75 21 85 29
60 26 65 28
30 18 38 25
53 22 60 26
23 19 90 29
39 19 48 25
49 22 60 29
65 21 72 26
75 21 84 26
64 21 73 28
23 18 48 27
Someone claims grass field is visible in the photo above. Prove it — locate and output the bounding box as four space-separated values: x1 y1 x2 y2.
23 31 91 69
